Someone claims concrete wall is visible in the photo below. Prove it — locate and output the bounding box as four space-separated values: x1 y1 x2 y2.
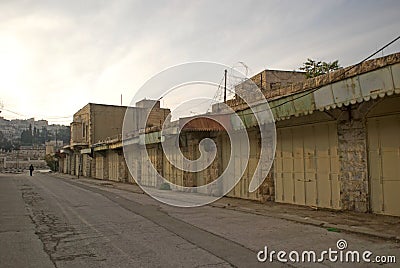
91 104 126 144
71 103 127 146
125 105 170 133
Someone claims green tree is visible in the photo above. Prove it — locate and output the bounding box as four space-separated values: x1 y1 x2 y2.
300 59 341 78
0 131 13 151
45 154 56 171
21 128 33 145
56 127 71 144
37 126 50 144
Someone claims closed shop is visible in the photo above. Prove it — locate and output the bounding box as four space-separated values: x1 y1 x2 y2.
367 96 400 216
274 121 340 209
125 145 140 184
140 145 161 188
163 137 184 188
108 151 119 182
225 128 261 201
95 154 104 179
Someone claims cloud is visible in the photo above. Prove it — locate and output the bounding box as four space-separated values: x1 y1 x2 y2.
0 0 399 124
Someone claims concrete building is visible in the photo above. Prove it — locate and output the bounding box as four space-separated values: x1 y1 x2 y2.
61 103 129 177
60 101 170 181
70 103 129 146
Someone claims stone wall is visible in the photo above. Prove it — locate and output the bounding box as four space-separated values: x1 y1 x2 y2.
82 154 92 177
337 101 378 212
337 109 368 212
227 52 400 111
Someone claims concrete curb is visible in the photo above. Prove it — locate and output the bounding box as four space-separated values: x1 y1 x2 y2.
210 203 400 242
50 173 400 242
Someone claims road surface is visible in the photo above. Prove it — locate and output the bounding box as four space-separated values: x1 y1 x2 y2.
0 173 398 267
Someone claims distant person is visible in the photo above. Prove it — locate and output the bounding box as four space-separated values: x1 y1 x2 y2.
29 164 34 176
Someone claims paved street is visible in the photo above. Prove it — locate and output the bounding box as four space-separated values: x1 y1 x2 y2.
1 173 399 268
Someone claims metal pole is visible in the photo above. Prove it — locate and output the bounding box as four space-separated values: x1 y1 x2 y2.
224 69 227 102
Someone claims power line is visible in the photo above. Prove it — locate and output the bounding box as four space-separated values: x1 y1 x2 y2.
1 108 25 117
1 107 72 121
238 34 400 115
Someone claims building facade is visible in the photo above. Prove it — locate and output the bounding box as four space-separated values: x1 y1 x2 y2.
59 52 400 217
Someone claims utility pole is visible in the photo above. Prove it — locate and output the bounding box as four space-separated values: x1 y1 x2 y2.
224 69 227 102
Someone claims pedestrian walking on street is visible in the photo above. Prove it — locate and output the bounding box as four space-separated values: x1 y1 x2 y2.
29 164 34 176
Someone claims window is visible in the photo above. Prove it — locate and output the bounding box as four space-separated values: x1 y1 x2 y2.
82 122 86 138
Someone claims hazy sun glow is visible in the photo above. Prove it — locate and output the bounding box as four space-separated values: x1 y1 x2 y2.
0 1 399 125
0 36 27 90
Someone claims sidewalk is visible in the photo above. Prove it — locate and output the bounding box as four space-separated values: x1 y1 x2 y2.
51 172 400 242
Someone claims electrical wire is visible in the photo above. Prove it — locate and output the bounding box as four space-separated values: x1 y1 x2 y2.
1 108 25 117
2 36 398 123
1 107 72 122
205 74 225 112
237 34 400 115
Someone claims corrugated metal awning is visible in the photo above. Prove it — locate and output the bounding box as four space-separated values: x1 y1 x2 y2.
180 115 230 131
93 144 109 151
109 141 122 149
314 64 400 111
232 61 400 128
80 148 92 154
139 131 164 145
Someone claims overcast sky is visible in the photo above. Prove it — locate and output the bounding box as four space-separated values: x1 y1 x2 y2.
0 0 399 125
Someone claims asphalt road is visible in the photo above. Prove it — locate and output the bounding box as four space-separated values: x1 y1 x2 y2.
0 173 399 268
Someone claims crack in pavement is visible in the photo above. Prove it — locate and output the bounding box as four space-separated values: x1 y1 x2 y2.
19 180 100 267
54 176 283 268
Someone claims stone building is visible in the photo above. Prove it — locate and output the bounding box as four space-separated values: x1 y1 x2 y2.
234 70 306 102
224 52 400 216
45 140 64 155
59 52 400 217
0 145 47 171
